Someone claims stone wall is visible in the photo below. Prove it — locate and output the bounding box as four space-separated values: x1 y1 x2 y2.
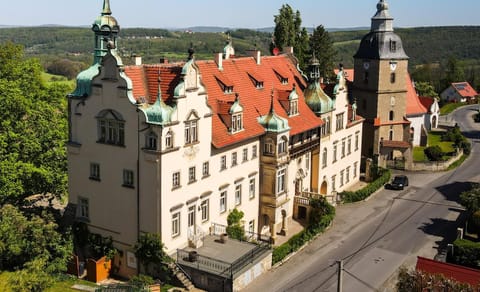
411 149 463 171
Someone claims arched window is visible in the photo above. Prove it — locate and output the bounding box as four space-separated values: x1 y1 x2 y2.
165 130 174 149
389 111 394 121
146 131 157 150
97 109 125 146
184 111 199 145
322 148 327 168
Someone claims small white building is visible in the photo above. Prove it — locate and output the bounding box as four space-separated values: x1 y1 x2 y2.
440 82 479 103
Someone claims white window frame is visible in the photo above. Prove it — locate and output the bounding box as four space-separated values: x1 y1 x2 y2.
242 148 248 162
202 161 209 177
188 166 196 183
201 199 209 222
276 168 286 194
235 184 242 206
231 152 238 166
278 137 288 154
232 113 243 133
172 171 181 188
249 178 256 199
90 163 100 180
78 197 89 219
184 119 198 145
165 130 173 149
220 155 227 171
123 169 134 188
172 212 180 237
252 145 258 159
220 191 227 214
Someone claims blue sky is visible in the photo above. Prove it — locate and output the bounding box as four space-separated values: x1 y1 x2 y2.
1 0 479 29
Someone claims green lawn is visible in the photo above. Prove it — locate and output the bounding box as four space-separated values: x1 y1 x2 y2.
413 131 455 162
440 102 467 115
41 72 76 88
0 272 98 292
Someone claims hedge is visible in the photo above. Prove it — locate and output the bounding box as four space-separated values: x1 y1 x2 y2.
340 168 391 203
451 239 480 269
272 199 335 264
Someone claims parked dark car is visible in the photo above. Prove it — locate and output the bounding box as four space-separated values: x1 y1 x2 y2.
386 175 409 190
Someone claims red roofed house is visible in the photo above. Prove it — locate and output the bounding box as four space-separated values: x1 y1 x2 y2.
440 82 479 103
416 256 480 287
66 1 363 288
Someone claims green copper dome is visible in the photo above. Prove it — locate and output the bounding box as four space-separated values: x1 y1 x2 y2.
70 64 101 97
93 0 119 33
70 0 120 98
304 81 334 115
258 97 290 133
142 98 175 126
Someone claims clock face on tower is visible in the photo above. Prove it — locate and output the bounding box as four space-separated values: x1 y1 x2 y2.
390 62 397 71
363 62 370 70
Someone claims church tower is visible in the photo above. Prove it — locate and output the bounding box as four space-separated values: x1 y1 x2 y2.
353 0 412 167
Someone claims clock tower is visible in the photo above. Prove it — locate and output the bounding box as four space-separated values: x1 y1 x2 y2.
353 0 412 168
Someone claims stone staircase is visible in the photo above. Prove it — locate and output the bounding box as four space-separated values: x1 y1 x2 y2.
168 262 197 291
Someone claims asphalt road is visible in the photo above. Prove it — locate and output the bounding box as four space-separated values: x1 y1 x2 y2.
244 105 480 292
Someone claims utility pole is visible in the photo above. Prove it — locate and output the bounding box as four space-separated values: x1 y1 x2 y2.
337 260 343 292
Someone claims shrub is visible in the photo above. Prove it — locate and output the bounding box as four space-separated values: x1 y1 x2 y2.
471 210 480 237
128 274 155 289
226 209 246 241
396 266 476 292
424 145 443 161
451 239 480 269
341 168 391 203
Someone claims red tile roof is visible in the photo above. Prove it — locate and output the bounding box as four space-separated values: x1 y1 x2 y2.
334 69 354 83
125 54 323 149
197 55 323 148
416 256 480 286
452 82 479 98
406 74 428 116
419 96 435 113
381 140 410 149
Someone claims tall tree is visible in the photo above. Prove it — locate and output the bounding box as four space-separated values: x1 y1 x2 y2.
414 81 439 98
0 42 68 206
272 4 309 69
309 25 337 81
444 56 465 88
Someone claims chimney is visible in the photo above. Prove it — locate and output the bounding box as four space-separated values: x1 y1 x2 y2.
283 46 294 54
134 56 142 66
215 52 223 70
247 49 261 65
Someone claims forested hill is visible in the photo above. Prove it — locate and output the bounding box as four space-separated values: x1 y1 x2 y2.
1 25 479 74
332 26 480 68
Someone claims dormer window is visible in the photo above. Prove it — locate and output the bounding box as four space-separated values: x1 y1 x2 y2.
229 93 244 134
273 69 289 85
248 72 264 89
390 40 397 52
215 75 234 94
289 100 298 116
232 113 243 133
223 85 234 94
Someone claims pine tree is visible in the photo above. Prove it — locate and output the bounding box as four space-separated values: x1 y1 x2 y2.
309 25 337 81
